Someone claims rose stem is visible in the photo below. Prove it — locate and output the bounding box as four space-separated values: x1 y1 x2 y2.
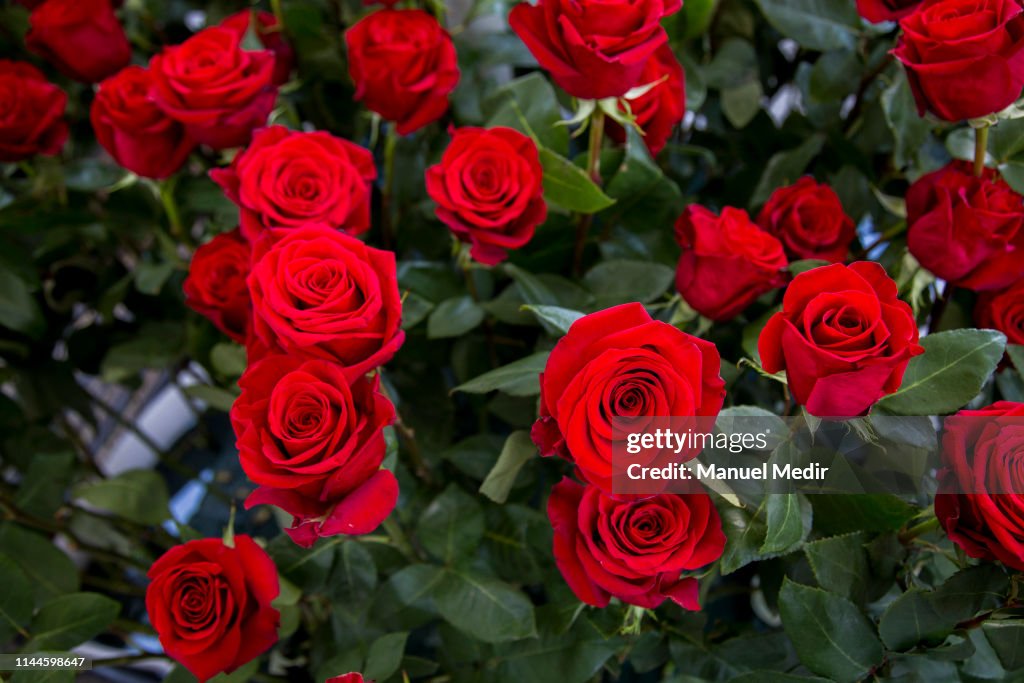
974 123 991 177
573 107 605 277
380 124 399 250
898 516 941 544
381 514 419 561
158 176 185 242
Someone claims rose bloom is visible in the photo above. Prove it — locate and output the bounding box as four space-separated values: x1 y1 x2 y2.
907 161 1024 292
150 27 277 150
674 206 788 321
220 10 295 86
936 401 1024 571
857 0 922 22
606 44 686 156
976 280 1024 348
425 126 546 265
91 66 194 179
0 60 67 162
759 262 924 417
757 177 856 264
25 0 130 83
146 536 280 683
548 478 725 609
509 0 681 100
345 9 459 135
248 224 405 376
183 229 252 344
234 355 397 547
326 676 368 683
893 0 1024 121
532 303 725 492
211 126 376 241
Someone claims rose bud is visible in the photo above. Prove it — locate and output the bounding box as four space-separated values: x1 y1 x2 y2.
345 9 459 135
25 0 131 83
210 126 376 242
234 355 398 547
220 10 295 86
247 224 404 376
907 160 1024 292
936 401 1024 571
548 478 725 609
532 303 725 492
426 126 547 265
976 280 1024 348
183 229 252 344
757 177 856 264
509 0 681 100
606 44 686 156
150 27 277 150
326 676 368 683
758 262 924 418
0 60 67 162
674 205 789 321
856 0 921 23
893 0 1024 121
146 536 280 683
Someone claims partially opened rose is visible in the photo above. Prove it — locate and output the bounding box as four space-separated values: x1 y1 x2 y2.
607 43 686 156
247 224 404 376
976 280 1024 347
532 303 725 492
211 126 376 241
893 0 1024 121
548 478 725 609
234 355 398 547
757 177 855 264
0 60 67 162
759 262 924 417
936 401 1024 571
150 27 277 149
907 161 1024 291
146 536 279 683
183 229 252 344
509 0 682 100
25 0 130 83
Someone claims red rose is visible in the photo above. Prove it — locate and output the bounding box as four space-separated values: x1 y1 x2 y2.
936 401 1024 570
326 675 368 683
757 177 856 264
425 126 546 265
548 478 725 609
248 225 405 376
759 262 924 417
146 536 280 683
345 9 459 135
210 126 376 242
25 0 130 83
234 355 397 547
893 0 1024 121
606 44 686 156
509 0 681 100
0 60 67 162
907 161 1024 291
674 206 788 321
91 66 194 179
183 229 252 344
857 0 922 22
220 10 295 86
976 280 1024 347
150 27 277 150
532 303 726 492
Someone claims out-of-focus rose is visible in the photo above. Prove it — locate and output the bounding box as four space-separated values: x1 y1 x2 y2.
976 280 1024 348
25 0 131 83
0 60 67 162
183 229 252 344
757 177 856 264
857 0 922 23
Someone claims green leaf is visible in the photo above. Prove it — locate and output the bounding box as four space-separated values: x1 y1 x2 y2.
210 342 247 378
750 134 826 208
267 535 339 590
11 672 74 683
15 451 74 518
984 621 1024 671
760 493 812 554
73 469 171 525
328 541 377 609
879 590 950 651
384 563 446 613
484 73 569 154
603 127 685 230
480 430 536 504
0 523 79 605
364 631 409 681
0 554 32 641
811 494 917 535
540 148 616 214
434 569 537 643
25 592 121 651
504 264 560 307
521 305 585 336
679 0 721 39
452 351 549 396
582 260 675 308
1000 160 1024 195
778 580 884 683
990 118 1024 161
753 0 861 52
788 259 830 275
427 295 485 339
877 329 1006 415
134 260 175 295
881 71 931 170
722 79 763 129
0 269 45 338
184 384 238 412
1007 344 1024 374
417 485 485 564
719 498 804 574
804 532 868 600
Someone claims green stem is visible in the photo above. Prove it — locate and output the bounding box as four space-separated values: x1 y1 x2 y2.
380 125 399 250
270 0 285 27
899 516 941 544
381 514 418 561
975 124 991 177
158 176 185 241
573 108 605 277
